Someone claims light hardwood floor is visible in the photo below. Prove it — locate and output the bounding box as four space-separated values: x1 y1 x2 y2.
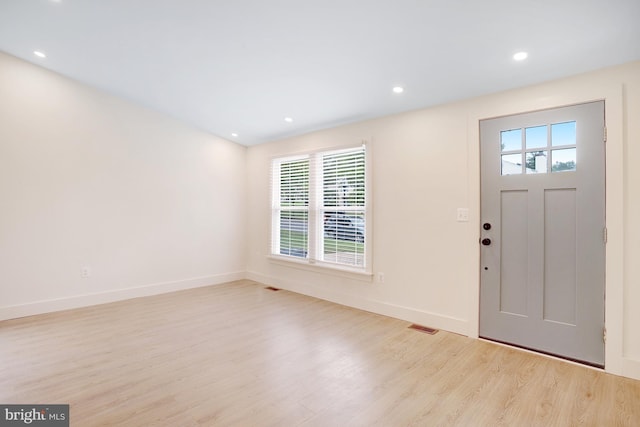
1 280 639 426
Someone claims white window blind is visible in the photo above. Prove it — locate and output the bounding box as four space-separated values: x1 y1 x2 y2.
272 157 309 258
271 145 368 270
321 148 366 267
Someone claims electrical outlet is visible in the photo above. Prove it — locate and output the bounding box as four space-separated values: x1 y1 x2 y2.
377 272 385 283
80 266 91 278
457 208 469 222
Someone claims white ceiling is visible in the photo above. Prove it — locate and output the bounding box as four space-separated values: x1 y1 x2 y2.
1 0 639 145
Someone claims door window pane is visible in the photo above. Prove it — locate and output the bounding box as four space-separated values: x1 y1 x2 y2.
525 125 547 149
501 129 522 151
551 148 577 172
526 151 548 174
551 122 576 147
502 153 522 175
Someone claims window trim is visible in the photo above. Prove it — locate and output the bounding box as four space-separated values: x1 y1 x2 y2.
267 254 373 281
269 141 373 276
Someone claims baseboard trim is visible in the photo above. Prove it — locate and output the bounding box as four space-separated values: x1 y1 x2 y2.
246 271 468 335
0 271 245 321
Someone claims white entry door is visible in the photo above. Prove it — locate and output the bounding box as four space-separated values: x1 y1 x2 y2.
479 101 606 367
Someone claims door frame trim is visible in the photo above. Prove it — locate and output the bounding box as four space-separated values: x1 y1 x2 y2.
466 83 624 376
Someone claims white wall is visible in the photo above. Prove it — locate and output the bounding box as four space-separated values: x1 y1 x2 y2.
0 52 247 319
246 61 640 380
622 65 640 377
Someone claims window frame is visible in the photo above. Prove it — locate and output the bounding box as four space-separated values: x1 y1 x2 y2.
269 142 372 278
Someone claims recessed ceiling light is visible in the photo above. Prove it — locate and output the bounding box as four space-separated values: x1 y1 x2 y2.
513 52 528 61
33 50 46 58
392 86 404 94
231 133 238 137
284 117 293 123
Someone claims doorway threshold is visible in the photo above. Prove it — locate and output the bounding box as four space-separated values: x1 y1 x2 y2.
479 336 604 370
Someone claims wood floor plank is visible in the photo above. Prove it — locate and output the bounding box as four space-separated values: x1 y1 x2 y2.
1 279 639 426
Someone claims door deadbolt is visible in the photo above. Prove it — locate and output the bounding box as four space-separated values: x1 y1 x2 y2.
481 238 491 246
483 223 492 230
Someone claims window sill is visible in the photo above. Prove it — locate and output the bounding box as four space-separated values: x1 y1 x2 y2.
267 255 373 282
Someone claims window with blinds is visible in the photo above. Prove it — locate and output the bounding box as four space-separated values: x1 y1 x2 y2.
321 148 366 266
271 145 368 270
273 157 309 258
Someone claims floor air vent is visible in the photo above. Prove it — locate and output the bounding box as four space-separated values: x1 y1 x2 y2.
408 324 439 335
265 286 281 291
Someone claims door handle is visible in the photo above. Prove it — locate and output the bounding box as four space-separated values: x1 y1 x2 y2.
483 223 492 230
481 238 491 246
